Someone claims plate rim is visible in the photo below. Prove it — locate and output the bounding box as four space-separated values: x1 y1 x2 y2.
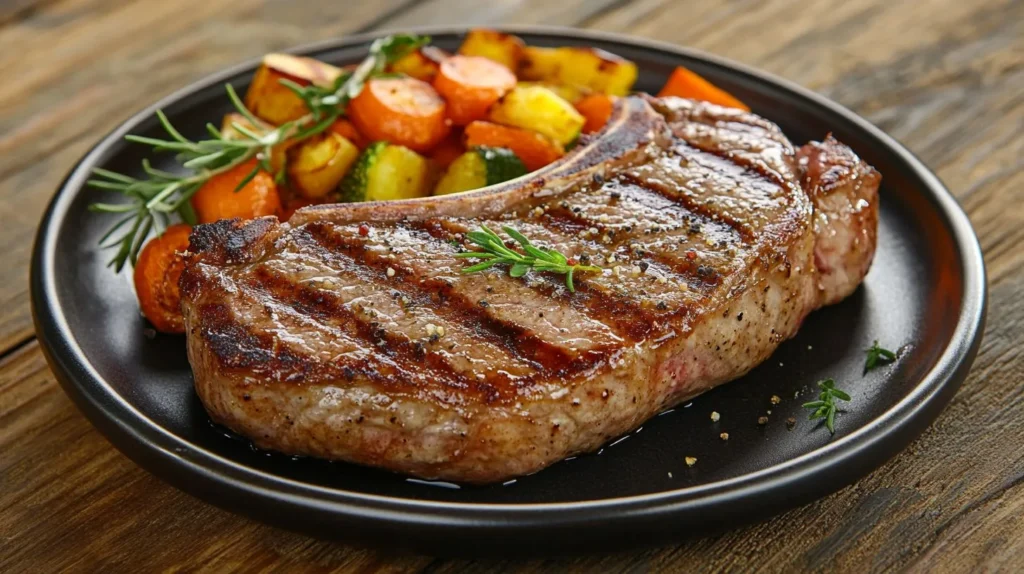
30 25 987 539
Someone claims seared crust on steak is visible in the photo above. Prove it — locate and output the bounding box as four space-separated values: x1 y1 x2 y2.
180 96 880 483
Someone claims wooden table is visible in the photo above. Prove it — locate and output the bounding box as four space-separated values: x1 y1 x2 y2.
2 0 1021 571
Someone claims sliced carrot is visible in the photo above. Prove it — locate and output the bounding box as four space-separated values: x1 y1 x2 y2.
433 55 517 126
328 118 367 149
428 130 466 169
657 66 750 111
464 121 563 172
348 77 450 153
191 159 282 224
133 224 192 334
575 93 616 134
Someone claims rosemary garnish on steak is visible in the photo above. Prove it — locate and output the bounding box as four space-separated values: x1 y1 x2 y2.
455 225 601 292
802 379 852 434
863 340 897 373
87 34 429 272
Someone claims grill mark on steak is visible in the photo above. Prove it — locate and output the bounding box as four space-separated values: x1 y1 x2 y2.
291 222 622 396
407 217 669 342
242 264 493 392
195 301 385 386
535 189 729 291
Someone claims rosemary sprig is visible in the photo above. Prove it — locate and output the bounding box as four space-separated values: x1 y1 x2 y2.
454 225 602 292
864 340 897 374
802 379 851 434
88 33 429 271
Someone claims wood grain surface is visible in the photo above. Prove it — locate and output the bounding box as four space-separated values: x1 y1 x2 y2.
1 0 1021 571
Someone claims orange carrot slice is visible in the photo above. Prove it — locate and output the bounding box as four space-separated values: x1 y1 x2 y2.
575 93 616 134
429 131 467 169
133 224 191 333
191 159 282 224
464 121 563 172
328 118 367 149
348 77 450 152
433 55 517 126
657 66 750 111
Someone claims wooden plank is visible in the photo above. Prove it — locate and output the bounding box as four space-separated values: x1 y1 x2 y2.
1 0 1022 571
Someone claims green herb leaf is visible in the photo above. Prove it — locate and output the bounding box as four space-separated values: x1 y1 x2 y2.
457 226 601 292
864 340 898 374
802 378 852 435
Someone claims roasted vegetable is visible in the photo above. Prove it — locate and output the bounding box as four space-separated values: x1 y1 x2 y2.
488 85 585 147
220 113 295 174
428 132 466 169
287 132 361 199
575 93 616 134
328 118 368 149
388 46 448 81
434 146 527 195
340 142 434 202
464 121 564 172
519 46 637 96
348 76 450 153
456 29 525 71
516 81 589 104
657 66 750 111
133 224 191 334
434 55 517 126
244 53 344 125
191 159 282 223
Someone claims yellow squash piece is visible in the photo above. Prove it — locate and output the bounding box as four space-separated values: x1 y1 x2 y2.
287 132 361 199
519 46 638 96
340 142 435 202
488 85 585 147
245 53 344 125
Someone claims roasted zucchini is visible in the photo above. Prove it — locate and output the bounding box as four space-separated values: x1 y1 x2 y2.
339 142 434 202
519 46 638 96
434 146 527 195
456 29 524 71
287 132 361 199
245 53 344 125
488 85 585 147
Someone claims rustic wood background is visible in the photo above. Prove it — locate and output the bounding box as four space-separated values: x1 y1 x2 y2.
2 0 1021 571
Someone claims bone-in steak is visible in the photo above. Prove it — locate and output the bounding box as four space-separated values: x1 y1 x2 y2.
180 96 880 483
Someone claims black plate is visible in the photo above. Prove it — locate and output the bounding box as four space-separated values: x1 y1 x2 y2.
31 27 986 555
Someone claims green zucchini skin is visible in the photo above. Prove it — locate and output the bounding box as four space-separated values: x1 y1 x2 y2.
339 142 433 202
338 141 387 203
434 146 527 196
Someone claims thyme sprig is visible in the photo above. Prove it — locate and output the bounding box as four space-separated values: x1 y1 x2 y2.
864 340 897 374
455 225 602 292
88 33 429 271
802 379 851 435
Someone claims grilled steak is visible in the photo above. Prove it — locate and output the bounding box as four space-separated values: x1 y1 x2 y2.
180 96 880 483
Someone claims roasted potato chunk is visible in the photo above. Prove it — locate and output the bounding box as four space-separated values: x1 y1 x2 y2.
389 46 448 81
519 46 638 96
488 85 585 147
516 81 590 104
457 29 524 71
287 132 361 199
244 53 344 125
